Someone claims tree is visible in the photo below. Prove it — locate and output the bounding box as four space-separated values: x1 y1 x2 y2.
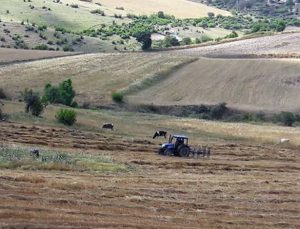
157 11 165 18
134 29 152 50
21 89 45 116
43 79 76 106
277 112 296 127
58 79 75 106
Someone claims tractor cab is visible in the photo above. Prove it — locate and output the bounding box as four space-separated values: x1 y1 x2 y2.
159 135 190 157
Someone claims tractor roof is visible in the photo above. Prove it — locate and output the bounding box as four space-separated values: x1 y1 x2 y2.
173 135 188 139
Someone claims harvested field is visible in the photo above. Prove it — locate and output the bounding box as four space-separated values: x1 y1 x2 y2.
129 58 300 112
0 53 195 105
0 121 299 228
170 32 300 58
0 48 75 65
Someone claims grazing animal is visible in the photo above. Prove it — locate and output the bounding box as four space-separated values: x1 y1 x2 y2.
102 123 114 130
153 130 167 139
30 148 40 158
279 138 289 144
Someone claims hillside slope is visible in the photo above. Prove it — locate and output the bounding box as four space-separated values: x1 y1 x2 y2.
128 58 300 112
95 0 231 18
170 32 300 58
0 0 230 31
0 53 195 106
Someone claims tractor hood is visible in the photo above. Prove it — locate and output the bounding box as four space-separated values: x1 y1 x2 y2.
161 143 174 149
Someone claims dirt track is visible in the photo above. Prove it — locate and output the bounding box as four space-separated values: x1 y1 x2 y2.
0 122 299 228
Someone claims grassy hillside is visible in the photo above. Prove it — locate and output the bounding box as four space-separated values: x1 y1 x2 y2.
95 0 231 18
128 58 300 112
3 100 300 146
0 53 196 106
0 0 230 31
0 0 126 32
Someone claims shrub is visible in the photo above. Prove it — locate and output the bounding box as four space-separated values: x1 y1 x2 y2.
34 44 48 50
56 109 77 126
62 45 74 52
0 88 7 99
225 31 238 39
21 89 45 116
90 9 105 15
210 103 228 120
164 36 180 47
182 37 192 45
277 111 296 126
112 92 123 103
43 79 76 106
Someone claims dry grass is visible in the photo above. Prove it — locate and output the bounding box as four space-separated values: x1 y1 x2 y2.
91 0 231 18
3 101 300 146
0 48 74 65
0 53 195 105
129 57 300 112
0 100 299 228
172 32 300 57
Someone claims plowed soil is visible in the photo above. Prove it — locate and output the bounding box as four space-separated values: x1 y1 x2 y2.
0 122 299 228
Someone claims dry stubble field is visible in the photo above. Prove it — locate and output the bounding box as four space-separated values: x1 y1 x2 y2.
0 102 300 228
0 122 299 228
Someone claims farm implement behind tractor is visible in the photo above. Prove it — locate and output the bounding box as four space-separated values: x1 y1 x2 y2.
158 135 210 158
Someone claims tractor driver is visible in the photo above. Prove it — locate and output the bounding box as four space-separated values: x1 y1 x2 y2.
175 138 184 149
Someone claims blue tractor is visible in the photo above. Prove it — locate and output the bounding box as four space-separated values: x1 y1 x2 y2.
159 135 191 157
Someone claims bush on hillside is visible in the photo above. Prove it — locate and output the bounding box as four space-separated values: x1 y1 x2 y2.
21 89 45 116
210 103 228 120
43 79 76 107
0 88 7 99
56 109 77 126
112 92 123 103
276 111 296 126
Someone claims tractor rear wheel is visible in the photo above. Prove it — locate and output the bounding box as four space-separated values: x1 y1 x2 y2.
179 146 190 157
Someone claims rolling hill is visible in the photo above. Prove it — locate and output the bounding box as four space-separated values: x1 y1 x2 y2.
128 57 300 112
170 31 300 58
0 52 196 106
0 0 230 31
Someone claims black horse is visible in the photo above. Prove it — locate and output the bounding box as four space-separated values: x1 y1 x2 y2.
153 130 167 139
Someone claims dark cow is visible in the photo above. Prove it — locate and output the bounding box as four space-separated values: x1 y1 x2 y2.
153 130 167 139
30 148 40 158
102 123 114 130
